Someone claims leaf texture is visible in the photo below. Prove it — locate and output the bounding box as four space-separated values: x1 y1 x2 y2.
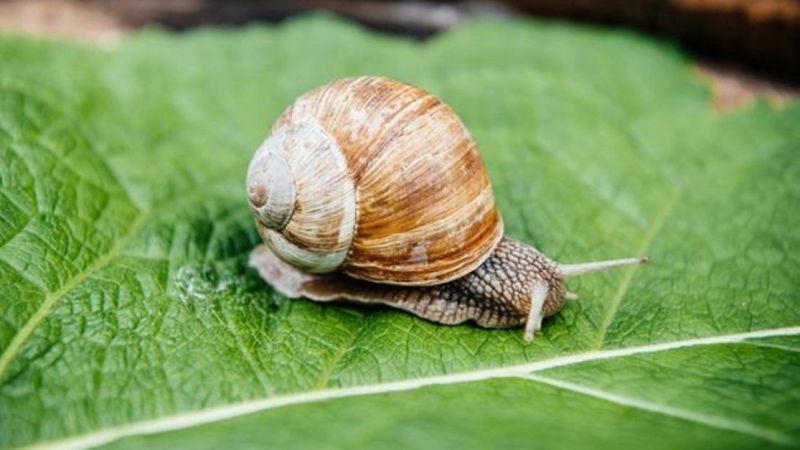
0 15 798 450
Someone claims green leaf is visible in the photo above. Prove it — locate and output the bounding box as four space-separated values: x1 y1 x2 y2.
1 14 798 450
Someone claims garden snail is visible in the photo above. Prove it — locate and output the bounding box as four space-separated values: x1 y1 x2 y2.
247 76 648 341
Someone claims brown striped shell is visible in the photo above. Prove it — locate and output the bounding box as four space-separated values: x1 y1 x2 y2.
246 76 503 286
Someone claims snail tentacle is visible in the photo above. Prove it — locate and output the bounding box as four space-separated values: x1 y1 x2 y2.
558 256 649 278
524 281 550 342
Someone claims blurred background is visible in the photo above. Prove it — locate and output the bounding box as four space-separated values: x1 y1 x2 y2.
0 0 797 109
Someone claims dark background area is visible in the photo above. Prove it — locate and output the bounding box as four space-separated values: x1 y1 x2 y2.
1 0 798 109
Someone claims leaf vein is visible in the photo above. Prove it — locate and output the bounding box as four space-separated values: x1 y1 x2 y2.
519 373 793 445
20 326 800 450
0 211 150 382
591 187 681 349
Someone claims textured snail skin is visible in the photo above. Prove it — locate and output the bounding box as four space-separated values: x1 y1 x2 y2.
250 238 568 330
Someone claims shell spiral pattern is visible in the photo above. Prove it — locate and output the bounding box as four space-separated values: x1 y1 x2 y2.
248 76 503 286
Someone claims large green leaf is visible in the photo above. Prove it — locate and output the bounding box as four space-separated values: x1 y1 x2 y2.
1 15 798 450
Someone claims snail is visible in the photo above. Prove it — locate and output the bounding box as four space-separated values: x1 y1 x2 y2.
247 76 648 341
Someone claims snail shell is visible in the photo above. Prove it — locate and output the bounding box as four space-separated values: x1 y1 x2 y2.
247 76 502 286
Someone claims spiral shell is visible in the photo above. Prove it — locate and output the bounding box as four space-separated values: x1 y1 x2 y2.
247 76 502 286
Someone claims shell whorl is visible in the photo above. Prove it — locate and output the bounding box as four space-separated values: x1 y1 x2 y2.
247 151 295 230
249 123 357 274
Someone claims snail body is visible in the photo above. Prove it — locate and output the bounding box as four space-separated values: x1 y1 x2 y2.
248 76 647 341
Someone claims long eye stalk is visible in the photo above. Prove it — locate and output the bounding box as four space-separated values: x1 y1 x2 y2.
558 256 649 278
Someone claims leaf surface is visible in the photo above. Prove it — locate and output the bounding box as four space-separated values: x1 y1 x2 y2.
0 15 798 450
